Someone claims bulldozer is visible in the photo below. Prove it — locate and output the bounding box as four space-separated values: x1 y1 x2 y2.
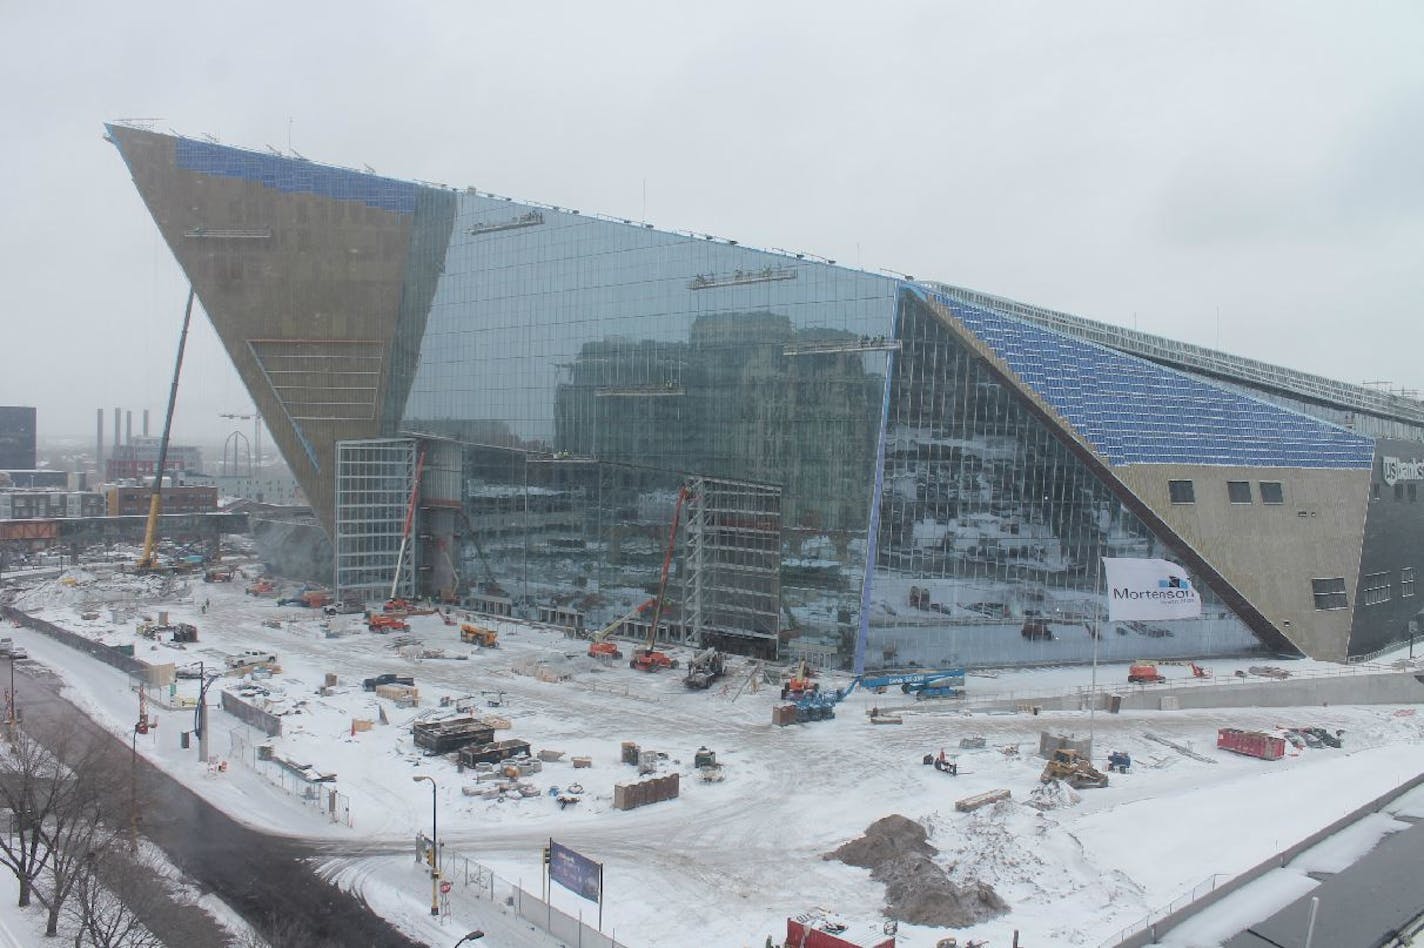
1040 748 1109 789
460 623 499 648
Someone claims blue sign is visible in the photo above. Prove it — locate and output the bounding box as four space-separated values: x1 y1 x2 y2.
549 840 601 903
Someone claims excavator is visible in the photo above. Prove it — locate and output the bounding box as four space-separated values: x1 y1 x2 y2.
629 486 689 673
586 598 654 661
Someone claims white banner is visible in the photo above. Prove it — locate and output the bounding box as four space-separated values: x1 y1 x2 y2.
1102 557 1202 621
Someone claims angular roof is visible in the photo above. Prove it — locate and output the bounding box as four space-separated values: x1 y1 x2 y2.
928 288 1377 469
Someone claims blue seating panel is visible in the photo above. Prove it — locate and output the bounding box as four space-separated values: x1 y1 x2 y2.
175 138 419 214
926 289 1375 469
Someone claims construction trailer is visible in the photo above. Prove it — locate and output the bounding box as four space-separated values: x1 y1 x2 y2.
784 915 895 948
412 717 496 755
1217 728 1286 760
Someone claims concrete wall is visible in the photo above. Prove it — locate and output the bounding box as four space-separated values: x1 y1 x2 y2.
1115 463 1371 662
1111 671 1424 710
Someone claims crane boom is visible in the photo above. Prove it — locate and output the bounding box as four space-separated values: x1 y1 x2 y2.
389 447 427 601
639 485 689 656
138 286 196 571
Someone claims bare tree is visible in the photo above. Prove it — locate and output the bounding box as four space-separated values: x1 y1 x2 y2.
64 850 169 948
35 721 128 936
0 728 59 907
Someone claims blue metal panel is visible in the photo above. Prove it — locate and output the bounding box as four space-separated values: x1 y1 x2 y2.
925 289 1376 470
174 138 420 214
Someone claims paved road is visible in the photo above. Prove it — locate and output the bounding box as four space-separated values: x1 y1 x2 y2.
12 660 426 948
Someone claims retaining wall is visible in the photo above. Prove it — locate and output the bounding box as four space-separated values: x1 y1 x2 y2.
2 604 147 676
220 689 283 736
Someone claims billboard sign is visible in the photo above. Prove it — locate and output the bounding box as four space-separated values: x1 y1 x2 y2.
549 840 601 903
1102 557 1202 621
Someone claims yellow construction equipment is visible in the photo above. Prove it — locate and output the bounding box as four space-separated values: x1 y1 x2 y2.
460 623 499 648
137 287 197 572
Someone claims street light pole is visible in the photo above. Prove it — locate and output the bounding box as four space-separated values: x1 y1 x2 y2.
412 775 439 916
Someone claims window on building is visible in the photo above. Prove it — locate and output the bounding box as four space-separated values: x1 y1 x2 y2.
1372 482 1381 501
1404 567 1416 599
1168 480 1195 504
1259 481 1284 505
1227 481 1252 504
1396 483 1405 501
1362 571 1392 606
1410 484 1418 503
1311 577 1349 610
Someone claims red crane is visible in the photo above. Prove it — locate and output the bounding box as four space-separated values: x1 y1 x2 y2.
630 485 690 672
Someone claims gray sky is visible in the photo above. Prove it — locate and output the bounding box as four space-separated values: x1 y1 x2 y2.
3 1 1422 443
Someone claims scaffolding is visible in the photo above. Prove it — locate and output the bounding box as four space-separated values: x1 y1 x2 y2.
334 438 417 603
685 476 782 659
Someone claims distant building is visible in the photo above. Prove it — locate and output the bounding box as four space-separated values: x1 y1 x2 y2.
106 484 218 517
2 470 68 489
105 436 204 481
0 407 37 470
0 489 107 520
186 471 306 506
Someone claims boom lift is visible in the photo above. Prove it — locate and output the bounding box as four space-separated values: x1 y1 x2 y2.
136 287 197 572
587 598 654 660
387 447 427 606
836 668 967 701
629 486 689 672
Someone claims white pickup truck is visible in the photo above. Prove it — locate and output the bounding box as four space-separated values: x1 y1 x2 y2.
225 649 277 669
0 638 28 660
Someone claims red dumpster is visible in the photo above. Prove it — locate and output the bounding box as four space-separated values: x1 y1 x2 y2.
1217 728 1286 760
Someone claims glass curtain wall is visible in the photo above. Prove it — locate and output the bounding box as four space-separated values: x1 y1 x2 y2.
865 290 1266 668
401 196 897 652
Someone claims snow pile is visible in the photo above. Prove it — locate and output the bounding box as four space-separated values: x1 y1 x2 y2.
826 814 1008 928
937 801 1144 939
12 569 173 611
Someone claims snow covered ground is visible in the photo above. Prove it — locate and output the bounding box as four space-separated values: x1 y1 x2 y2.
5 566 1424 947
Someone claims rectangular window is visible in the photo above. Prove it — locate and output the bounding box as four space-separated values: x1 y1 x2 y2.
1169 480 1195 504
1311 577 1349 610
1227 481 1252 504
1372 482 1381 501
1396 483 1405 501
1362 571 1391 606
1410 484 1418 503
1404 567 1416 599
1259 481 1284 505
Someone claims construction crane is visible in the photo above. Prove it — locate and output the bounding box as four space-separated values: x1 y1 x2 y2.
586 598 655 660
629 485 690 672
389 447 427 603
137 287 196 572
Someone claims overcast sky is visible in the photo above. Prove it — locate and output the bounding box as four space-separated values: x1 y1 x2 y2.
3 1 1421 445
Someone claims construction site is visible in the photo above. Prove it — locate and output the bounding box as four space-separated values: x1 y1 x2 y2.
5 544 1424 946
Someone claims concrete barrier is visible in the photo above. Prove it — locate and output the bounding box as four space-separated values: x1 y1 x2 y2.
1113 672 1424 711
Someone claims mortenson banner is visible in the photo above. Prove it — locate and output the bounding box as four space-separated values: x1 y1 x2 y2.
1102 557 1202 622
549 840 602 903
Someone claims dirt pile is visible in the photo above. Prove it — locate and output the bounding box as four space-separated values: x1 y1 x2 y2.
826 814 1008 928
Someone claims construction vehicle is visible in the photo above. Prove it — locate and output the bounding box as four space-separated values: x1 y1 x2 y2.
278 590 331 608
629 486 689 673
245 579 276 596
1040 748 1109 789
363 673 415 692
203 568 235 583
1127 661 1166 684
136 287 197 573
369 614 410 633
781 658 819 700
834 668 967 701
1107 751 1132 773
682 648 725 690
586 598 656 660
387 448 427 605
459 623 499 648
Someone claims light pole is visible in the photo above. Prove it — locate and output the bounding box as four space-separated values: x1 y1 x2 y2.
412 775 439 916
5 652 15 740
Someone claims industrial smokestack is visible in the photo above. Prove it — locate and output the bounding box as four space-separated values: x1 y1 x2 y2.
112 407 120 460
142 408 150 437
96 408 104 477
125 410 132 445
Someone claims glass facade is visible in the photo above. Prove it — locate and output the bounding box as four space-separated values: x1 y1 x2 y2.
863 290 1264 668
400 195 897 656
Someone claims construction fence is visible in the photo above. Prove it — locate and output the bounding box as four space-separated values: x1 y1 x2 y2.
226 728 351 826
433 841 629 948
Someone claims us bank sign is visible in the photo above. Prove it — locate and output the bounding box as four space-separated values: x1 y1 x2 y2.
1383 456 1424 487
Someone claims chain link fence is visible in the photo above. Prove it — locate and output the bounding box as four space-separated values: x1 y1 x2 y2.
226 728 351 826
